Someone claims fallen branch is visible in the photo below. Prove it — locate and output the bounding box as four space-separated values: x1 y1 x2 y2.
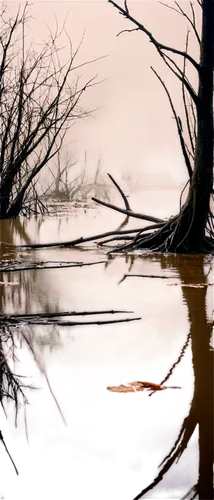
120 274 175 280
6 227 155 249
118 273 177 284
0 260 106 273
98 236 134 246
0 309 134 320
92 196 163 223
98 223 164 246
2 317 141 327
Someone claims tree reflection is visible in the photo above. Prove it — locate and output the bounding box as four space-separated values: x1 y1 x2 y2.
0 218 62 430
135 255 214 500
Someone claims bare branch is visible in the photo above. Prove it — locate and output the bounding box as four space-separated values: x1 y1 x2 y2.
124 0 129 15
0 3 98 218
117 28 139 37
108 173 131 210
4 227 149 249
108 0 200 71
92 196 163 222
182 33 195 154
159 52 198 104
151 67 192 178
159 1 201 44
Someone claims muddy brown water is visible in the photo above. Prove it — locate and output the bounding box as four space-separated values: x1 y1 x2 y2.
0 190 213 500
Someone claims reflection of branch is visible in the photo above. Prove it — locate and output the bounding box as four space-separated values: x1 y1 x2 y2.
21 330 67 426
115 215 129 232
149 331 191 396
133 395 198 499
0 327 29 421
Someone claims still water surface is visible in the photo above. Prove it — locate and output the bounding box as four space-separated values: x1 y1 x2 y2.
0 189 213 500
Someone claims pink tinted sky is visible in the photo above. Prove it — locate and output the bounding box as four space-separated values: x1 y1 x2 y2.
9 1 200 185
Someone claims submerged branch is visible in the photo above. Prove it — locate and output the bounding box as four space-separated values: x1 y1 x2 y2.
99 222 164 245
5 227 157 249
118 273 176 284
0 260 107 273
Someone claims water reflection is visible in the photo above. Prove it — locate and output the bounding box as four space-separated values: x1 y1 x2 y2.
133 254 213 499
0 217 60 314
0 212 213 500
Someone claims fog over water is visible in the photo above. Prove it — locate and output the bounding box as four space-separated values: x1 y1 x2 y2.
9 0 200 186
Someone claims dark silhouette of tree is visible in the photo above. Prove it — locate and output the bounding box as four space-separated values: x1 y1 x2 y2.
0 2 98 218
91 0 213 253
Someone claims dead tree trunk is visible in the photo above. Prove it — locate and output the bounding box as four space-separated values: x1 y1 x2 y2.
169 0 213 251
99 0 214 254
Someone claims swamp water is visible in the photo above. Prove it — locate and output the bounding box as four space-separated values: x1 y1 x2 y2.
0 188 213 500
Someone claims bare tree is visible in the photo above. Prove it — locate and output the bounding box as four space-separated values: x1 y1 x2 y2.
90 0 213 254
0 2 98 218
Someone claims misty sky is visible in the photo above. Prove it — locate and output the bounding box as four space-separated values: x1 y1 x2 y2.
9 1 200 185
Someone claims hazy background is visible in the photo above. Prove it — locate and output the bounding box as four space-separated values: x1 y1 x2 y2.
8 0 200 185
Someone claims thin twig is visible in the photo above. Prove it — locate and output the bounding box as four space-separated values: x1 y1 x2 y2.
151 67 192 178
182 33 195 155
117 28 139 37
159 1 200 44
108 0 200 71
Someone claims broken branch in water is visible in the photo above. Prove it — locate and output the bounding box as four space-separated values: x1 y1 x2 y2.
2 316 141 327
0 260 106 273
118 274 177 284
92 196 163 223
98 223 164 246
4 227 149 249
0 309 134 321
91 174 164 222
123 274 175 279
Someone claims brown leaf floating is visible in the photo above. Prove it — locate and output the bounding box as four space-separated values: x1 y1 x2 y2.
107 381 182 393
